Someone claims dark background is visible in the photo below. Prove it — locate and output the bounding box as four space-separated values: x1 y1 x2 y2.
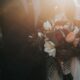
0 0 47 80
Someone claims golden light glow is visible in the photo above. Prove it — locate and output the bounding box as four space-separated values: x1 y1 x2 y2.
2 0 80 28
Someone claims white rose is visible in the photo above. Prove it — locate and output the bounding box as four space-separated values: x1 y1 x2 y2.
43 21 52 31
44 40 56 57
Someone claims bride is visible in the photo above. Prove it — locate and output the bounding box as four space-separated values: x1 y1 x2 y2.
42 20 80 80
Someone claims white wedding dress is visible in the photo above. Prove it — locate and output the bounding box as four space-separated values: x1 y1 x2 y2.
71 57 80 80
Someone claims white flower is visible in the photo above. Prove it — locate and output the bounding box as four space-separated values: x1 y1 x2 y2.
43 21 52 31
73 26 80 35
28 35 33 38
44 40 56 57
38 32 43 38
44 48 56 57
